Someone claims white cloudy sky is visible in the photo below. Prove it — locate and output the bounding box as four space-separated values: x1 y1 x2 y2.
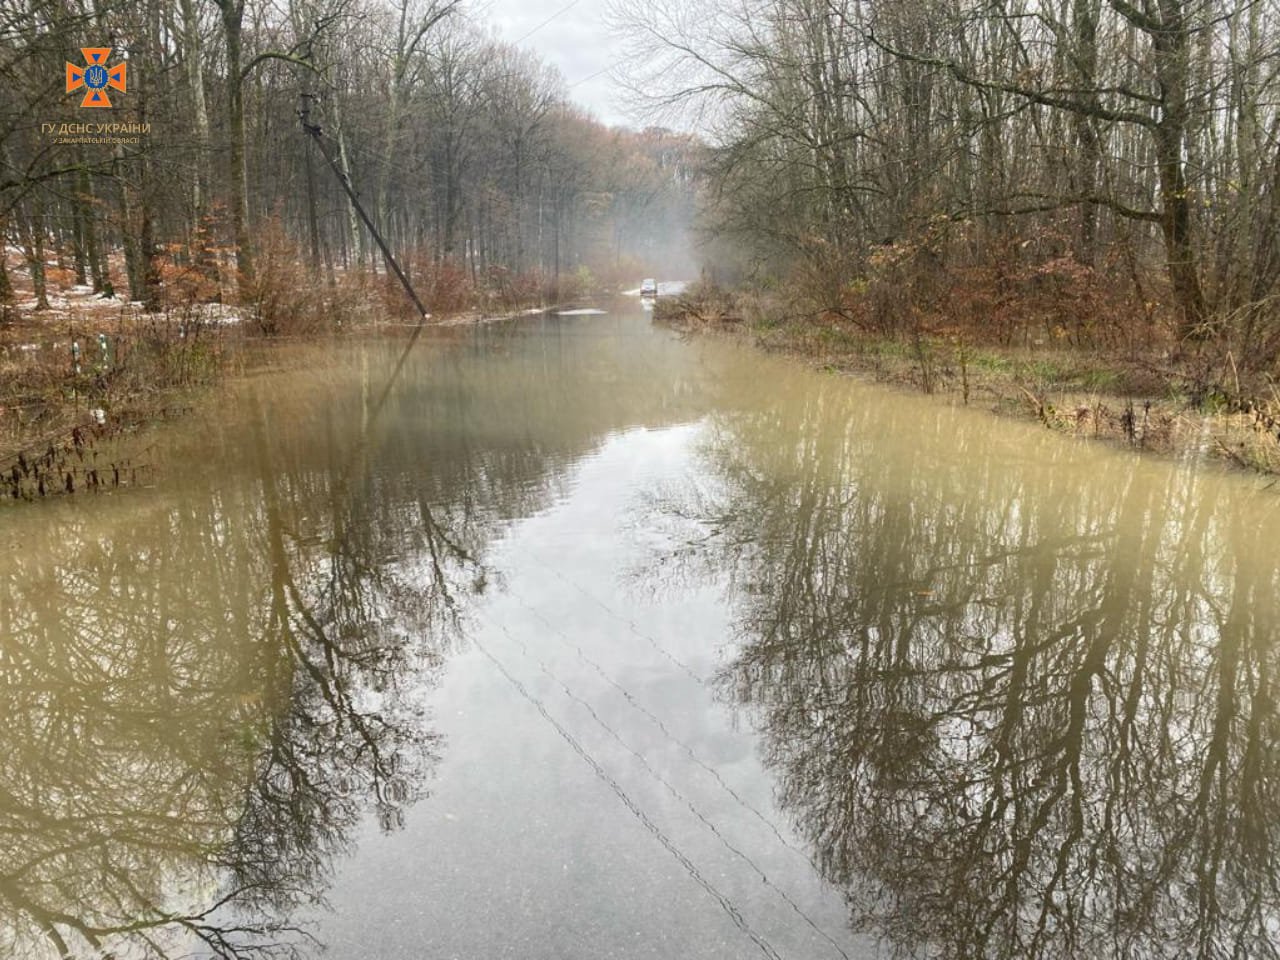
478 0 632 127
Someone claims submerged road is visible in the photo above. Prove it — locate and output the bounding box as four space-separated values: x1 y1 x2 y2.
4 295 1280 959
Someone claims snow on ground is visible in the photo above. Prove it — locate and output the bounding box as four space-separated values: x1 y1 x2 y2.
6 280 246 327
184 302 244 325
18 296 73 310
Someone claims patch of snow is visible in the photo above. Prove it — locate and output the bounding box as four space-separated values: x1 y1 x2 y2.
193 303 244 325
555 308 607 316
17 298 63 310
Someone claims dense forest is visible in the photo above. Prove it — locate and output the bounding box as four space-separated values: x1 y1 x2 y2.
0 0 699 318
621 0 1280 362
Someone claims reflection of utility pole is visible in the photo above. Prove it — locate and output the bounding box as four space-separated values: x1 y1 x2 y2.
298 95 434 435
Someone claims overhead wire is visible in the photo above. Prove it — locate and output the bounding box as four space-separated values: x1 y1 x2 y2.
501 584 819 865
478 562 855 958
468 624 786 960
567 64 610 89
539 561 707 686
482 608 853 960
510 0 584 46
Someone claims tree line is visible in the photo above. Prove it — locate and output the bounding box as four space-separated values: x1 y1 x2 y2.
621 0 1280 357
0 0 699 315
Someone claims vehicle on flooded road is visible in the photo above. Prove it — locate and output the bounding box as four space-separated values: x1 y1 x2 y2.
639 278 658 298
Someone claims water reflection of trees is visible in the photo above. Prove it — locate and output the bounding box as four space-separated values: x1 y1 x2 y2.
0 326 711 959
656 380 1280 959
0 438 437 957
0 394 499 958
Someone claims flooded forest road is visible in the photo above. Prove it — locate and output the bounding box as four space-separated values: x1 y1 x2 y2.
3 300 1280 960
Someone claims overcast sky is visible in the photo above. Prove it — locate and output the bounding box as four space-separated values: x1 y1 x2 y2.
479 0 633 128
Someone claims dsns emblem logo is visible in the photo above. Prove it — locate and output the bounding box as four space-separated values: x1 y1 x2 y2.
66 48 127 108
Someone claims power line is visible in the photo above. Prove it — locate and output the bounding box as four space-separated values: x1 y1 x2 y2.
499 583 840 903
539 560 706 685
511 0 583 46
484 608 853 960
567 64 610 90
469 622 786 960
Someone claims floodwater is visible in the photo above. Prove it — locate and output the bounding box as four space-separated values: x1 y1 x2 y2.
3 301 1280 960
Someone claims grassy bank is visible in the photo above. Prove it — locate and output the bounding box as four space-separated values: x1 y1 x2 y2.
655 282 1280 475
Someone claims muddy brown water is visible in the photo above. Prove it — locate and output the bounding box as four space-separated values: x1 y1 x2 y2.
3 304 1279 959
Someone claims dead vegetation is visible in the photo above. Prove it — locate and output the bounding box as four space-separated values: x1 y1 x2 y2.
653 278 743 328
0 217 625 501
0 286 232 500
660 236 1280 475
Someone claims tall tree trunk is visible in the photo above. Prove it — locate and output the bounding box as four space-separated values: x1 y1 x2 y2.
552 195 561 292
443 139 461 257
1151 1 1208 338
180 0 212 232
1071 0 1102 264
304 135 322 272
137 0 161 311
329 92 364 268
513 137 524 271
77 167 107 294
0 214 13 317
215 0 254 287
22 201 50 312
71 182 88 286
117 144 144 303
377 63 402 235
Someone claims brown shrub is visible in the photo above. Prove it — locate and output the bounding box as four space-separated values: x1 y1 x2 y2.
785 219 1166 354
419 257 472 315
240 219 330 336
